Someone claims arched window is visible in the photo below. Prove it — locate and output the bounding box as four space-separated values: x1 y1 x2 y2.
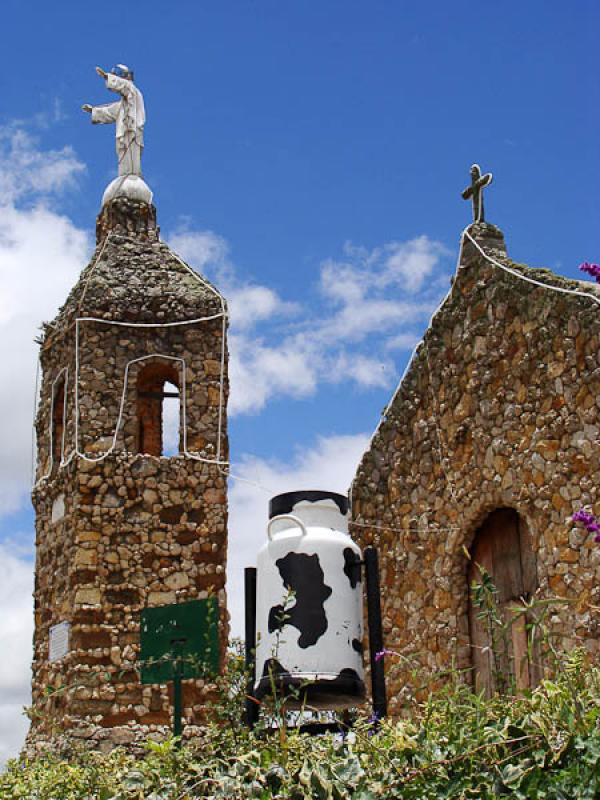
467 508 538 696
136 361 181 456
51 377 65 473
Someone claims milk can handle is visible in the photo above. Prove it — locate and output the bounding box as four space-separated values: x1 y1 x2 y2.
267 514 308 541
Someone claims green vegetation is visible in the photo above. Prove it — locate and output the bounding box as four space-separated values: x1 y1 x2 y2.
2 645 599 799
3 574 599 798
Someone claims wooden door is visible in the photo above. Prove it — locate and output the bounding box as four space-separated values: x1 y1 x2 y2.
467 508 538 696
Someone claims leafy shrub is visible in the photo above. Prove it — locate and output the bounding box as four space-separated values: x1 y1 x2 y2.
2 647 599 799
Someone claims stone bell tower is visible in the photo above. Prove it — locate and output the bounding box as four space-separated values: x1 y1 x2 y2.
28 187 229 750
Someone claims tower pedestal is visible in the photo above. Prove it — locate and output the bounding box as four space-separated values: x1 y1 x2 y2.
102 174 153 207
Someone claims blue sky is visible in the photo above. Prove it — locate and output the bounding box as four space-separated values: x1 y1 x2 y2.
3 1 599 259
0 0 598 762
2 0 598 456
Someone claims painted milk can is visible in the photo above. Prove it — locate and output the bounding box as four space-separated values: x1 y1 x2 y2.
254 490 366 709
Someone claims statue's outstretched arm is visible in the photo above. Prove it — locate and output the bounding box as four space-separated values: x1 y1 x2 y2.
90 102 120 124
105 73 135 99
82 67 120 119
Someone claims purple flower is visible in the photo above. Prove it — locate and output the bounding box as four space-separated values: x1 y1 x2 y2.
595 534 600 544
572 509 600 540
572 510 597 527
588 523 600 533
374 649 395 662
579 262 600 283
367 710 382 734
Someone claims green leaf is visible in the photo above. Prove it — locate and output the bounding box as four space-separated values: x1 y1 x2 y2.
500 761 527 788
310 768 333 800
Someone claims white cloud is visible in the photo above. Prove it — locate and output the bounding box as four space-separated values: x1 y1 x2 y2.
169 228 230 275
314 297 429 343
330 353 393 388
0 128 90 514
381 237 449 293
321 236 450 299
168 227 452 415
0 544 33 766
317 237 450 343
229 333 317 414
228 285 283 330
0 126 85 204
386 331 421 352
169 227 299 329
0 121 88 764
227 432 370 638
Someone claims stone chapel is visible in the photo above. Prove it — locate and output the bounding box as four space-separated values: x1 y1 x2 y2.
351 214 600 712
27 193 229 751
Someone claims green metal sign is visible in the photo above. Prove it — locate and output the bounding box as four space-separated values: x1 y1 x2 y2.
140 597 219 685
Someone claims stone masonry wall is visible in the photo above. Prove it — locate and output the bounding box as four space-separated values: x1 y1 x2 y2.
30 456 227 747
351 223 600 714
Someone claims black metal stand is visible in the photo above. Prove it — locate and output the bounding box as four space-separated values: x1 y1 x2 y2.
364 546 387 721
244 567 259 728
170 637 187 748
243 547 387 732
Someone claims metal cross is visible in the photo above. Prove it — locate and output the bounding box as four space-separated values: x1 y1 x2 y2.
461 164 493 223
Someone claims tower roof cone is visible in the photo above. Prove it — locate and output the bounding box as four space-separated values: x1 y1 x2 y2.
42 197 225 348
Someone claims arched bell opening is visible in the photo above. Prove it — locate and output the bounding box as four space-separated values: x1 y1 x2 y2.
136 361 182 456
467 507 539 696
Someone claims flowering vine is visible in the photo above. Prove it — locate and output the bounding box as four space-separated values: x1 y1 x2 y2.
579 262 600 283
572 509 600 542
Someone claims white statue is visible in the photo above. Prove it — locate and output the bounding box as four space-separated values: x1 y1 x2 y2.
82 65 145 177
